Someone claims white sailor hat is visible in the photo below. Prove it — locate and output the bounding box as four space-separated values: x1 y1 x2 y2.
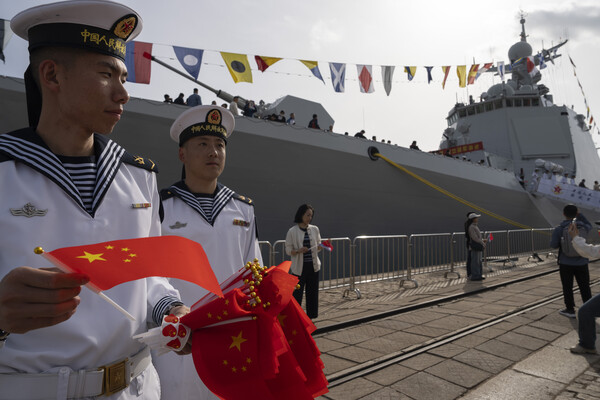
467 212 481 219
11 0 143 61
170 105 235 146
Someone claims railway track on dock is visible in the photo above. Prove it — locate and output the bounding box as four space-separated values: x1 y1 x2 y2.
317 268 600 389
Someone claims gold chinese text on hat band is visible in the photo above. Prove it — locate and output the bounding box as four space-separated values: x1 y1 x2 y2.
27 14 137 61
179 108 228 146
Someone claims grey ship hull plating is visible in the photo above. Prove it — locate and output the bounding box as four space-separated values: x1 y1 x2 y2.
1 76 586 243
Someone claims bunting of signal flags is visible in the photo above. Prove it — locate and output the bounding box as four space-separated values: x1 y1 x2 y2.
0 18 13 63
357 65 374 93
122 40 571 98
569 55 595 129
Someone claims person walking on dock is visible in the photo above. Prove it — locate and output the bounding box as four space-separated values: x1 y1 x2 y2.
550 204 592 318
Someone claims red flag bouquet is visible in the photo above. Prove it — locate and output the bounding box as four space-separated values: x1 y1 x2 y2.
137 260 328 399
181 260 328 400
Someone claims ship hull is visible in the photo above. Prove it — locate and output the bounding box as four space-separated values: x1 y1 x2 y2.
1 77 596 242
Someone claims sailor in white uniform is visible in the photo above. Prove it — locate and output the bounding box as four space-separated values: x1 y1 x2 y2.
0 2 186 399
155 106 262 399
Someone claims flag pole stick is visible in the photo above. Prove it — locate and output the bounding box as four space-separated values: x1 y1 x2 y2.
34 247 136 321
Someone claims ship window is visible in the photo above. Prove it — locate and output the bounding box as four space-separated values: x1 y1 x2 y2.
515 99 522 107
484 102 493 111
475 104 484 113
458 108 467 117
467 106 475 116
494 99 503 109
523 98 531 107
506 99 513 107
532 98 540 106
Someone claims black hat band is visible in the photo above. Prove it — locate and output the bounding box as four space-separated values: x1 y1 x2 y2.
179 123 227 146
28 22 128 60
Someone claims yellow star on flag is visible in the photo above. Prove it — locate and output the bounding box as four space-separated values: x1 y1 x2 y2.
76 251 106 263
277 313 287 327
105 245 114 250
229 330 247 351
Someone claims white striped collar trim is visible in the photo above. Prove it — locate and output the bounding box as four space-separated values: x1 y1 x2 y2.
0 131 125 217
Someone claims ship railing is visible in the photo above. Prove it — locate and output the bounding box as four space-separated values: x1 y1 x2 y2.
257 228 579 300
270 238 354 294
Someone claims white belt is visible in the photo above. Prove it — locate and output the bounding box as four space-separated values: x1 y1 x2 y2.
0 346 151 399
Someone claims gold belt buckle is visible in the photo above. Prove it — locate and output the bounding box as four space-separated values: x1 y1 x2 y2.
100 357 129 396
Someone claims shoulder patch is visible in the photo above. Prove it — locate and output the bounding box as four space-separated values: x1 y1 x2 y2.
233 193 254 206
122 152 159 173
160 188 176 201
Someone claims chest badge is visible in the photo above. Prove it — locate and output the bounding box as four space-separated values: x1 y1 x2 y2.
169 221 188 229
233 219 250 227
10 202 48 218
131 203 151 209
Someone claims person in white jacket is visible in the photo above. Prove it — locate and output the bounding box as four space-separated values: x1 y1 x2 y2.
285 204 322 319
568 222 600 354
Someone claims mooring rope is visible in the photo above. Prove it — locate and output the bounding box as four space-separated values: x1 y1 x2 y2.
374 152 533 230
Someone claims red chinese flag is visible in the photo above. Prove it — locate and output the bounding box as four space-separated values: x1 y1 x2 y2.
190 318 271 399
45 236 222 297
276 300 329 397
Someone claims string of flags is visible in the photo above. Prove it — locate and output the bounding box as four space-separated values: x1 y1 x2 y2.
569 55 596 130
0 18 14 63
120 40 559 97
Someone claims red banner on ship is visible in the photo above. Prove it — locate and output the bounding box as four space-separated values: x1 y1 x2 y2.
431 141 484 156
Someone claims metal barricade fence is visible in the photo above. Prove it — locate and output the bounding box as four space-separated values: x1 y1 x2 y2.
271 238 353 291
407 233 454 279
531 228 555 260
258 241 273 267
451 232 469 273
352 235 409 286
257 226 568 299
506 229 534 259
482 230 509 264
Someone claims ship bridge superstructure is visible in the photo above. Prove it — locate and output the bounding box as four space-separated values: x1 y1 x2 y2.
438 16 600 188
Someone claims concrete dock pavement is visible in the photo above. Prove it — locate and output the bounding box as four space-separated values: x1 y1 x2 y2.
306 257 600 399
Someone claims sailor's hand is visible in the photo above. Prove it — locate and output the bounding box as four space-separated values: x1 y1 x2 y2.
0 266 89 334
569 223 579 238
169 305 192 355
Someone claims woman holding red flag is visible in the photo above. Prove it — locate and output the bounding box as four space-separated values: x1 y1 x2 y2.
285 204 322 319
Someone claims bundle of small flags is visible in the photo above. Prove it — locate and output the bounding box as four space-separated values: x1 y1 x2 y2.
136 259 328 399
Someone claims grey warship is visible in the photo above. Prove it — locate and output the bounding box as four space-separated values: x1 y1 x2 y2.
0 17 598 243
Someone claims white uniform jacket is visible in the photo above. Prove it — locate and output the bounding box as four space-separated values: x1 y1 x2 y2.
0 128 180 376
285 224 322 275
156 181 262 399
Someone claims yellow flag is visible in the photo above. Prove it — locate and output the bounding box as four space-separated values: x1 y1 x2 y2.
456 65 466 88
221 52 253 83
255 56 282 72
